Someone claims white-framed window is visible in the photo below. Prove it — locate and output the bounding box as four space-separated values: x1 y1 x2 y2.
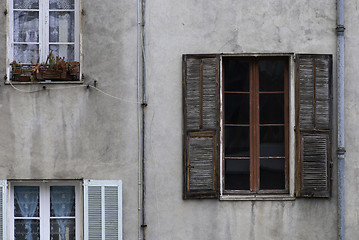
0 180 122 240
8 0 80 64
9 181 81 240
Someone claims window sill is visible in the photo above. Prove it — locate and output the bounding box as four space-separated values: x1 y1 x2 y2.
220 194 295 201
5 80 84 85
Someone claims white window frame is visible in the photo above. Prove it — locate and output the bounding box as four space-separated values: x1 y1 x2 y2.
8 181 82 240
219 53 296 201
7 0 81 82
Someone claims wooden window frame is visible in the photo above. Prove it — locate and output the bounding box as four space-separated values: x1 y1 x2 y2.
221 56 290 195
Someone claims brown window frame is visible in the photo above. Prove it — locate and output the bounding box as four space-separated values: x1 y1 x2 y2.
222 56 289 195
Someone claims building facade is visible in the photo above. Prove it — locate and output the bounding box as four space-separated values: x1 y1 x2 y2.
0 0 358 239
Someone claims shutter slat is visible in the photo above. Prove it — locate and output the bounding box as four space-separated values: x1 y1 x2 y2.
105 186 119 240
183 55 219 199
296 54 332 198
88 186 102 240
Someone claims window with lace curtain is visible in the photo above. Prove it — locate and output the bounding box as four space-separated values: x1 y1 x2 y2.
8 0 80 77
9 181 81 240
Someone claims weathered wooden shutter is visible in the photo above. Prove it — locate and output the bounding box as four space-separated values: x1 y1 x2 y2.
295 55 332 197
183 55 220 199
0 180 6 240
84 180 122 240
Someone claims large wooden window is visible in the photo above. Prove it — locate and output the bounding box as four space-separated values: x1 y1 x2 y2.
223 57 289 193
183 54 331 199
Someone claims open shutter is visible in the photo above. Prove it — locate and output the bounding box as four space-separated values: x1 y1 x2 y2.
0 180 6 240
295 54 332 197
84 180 122 240
183 55 220 199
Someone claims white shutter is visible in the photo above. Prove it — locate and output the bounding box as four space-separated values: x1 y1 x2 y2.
0 180 6 240
84 180 122 240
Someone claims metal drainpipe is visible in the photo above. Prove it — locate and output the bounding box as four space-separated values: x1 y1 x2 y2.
138 0 147 239
337 0 345 239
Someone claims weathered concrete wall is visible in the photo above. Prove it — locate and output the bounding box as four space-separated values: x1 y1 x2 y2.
0 0 346 239
343 0 359 239
0 0 139 239
145 1 338 239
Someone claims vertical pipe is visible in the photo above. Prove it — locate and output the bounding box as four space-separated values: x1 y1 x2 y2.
137 0 143 239
336 0 345 239
138 0 147 239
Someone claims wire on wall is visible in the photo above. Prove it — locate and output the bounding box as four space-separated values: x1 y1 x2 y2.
7 80 141 104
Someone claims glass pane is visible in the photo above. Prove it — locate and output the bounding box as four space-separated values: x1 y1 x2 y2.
50 186 75 217
260 126 284 157
225 159 250 190
259 60 284 91
260 158 285 189
14 11 39 42
225 126 249 157
224 60 250 92
50 219 75 240
50 0 75 9
15 219 40 240
14 44 39 63
225 93 249 124
14 0 39 9
49 12 75 42
14 186 39 217
260 93 284 124
50 44 75 61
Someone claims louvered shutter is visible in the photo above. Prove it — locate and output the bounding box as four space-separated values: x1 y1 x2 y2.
84 180 122 240
183 55 220 199
0 180 6 240
295 55 332 197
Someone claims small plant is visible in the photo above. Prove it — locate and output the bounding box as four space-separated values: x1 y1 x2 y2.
11 60 22 75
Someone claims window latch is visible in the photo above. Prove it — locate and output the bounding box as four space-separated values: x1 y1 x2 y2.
4 9 7 15
187 165 194 169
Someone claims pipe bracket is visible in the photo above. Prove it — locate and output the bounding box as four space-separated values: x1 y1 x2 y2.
337 147 346 156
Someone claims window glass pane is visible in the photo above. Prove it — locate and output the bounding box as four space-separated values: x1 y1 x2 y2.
225 159 250 190
14 0 39 9
225 93 249 124
260 93 284 124
225 126 249 157
260 158 285 189
50 44 75 61
224 60 250 92
15 219 40 240
49 12 75 42
260 126 284 157
259 60 284 91
50 0 75 9
14 44 39 63
50 219 75 240
50 186 75 217
14 11 39 42
14 186 39 217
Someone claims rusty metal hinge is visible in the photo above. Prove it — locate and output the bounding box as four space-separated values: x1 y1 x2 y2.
187 165 194 169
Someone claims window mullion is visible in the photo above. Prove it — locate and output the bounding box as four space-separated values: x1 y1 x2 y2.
41 0 49 61
254 59 260 192
41 183 50 240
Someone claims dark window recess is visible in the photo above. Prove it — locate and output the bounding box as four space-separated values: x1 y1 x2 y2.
223 57 289 193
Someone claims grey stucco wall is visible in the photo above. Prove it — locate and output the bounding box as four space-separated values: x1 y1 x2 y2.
145 1 338 240
0 0 348 239
344 0 359 239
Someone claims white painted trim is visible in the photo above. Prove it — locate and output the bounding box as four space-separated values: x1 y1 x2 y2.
1 180 7 240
